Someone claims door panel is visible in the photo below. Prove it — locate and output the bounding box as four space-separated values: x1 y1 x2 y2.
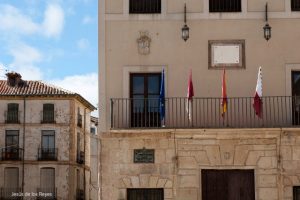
127 189 163 200
202 169 255 200
292 71 300 125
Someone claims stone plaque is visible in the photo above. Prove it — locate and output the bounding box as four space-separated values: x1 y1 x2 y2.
134 149 154 163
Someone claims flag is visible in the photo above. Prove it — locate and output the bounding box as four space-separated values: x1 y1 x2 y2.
159 69 165 122
186 69 194 123
253 67 263 118
221 68 227 118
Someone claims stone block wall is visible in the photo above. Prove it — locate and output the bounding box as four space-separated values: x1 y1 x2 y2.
100 128 300 200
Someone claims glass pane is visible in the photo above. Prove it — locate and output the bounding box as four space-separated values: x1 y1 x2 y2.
6 131 19 147
293 72 300 96
148 75 160 94
132 76 144 94
133 95 144 113
148 95 159 112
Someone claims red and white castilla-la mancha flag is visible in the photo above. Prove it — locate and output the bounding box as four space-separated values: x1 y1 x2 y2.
186 69 194 123
253 67 263 118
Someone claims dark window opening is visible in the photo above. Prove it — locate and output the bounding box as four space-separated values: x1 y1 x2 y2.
294 186 300 200
129 0 161 14
127 188 163 200
6 103 19 123
209 0 241 12
130 73 161 127
1 131 22 161
292 0 300 11
42 104 55 123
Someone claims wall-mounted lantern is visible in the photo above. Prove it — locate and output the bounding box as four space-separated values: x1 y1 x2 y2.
181 3 190 42
263 3 272 41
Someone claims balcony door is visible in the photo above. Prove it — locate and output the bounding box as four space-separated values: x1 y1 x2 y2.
130 73 161 127
41 131 55 160
292 71 300 125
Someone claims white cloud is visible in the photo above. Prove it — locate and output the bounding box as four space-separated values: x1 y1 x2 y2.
77 38 90 50
0 4 39 35
50 73 98 111
42 4 65 38
7 42 44 80
82 15 93 24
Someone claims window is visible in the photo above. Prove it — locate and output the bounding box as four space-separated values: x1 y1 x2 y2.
39 168 56 199
6 130 19 148
77 107 82 127
292 0 300 11
3 168 20 198
127 189 163 200
130 73 161 127
2 130 21 161
209 0 241 12
42 104 55 123
6 103 19 123
129 0 161 14
294 186 300 200
209 40 245 69
90 127 96 134
202 169 255 200
39 131 57 160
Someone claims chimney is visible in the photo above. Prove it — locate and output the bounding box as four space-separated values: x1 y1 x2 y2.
6 72 24 87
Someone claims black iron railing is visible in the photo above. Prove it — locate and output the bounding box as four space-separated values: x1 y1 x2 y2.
36 188 57 200
5 111 20 123
76 189 84 200
0 187 22 200
38 148 58 161
209 0 241 12
111 96 300 129
1 148 23 161
77 114 82 127
77 151 85 164
129 0 161 14
41 111 55 123
292 0 300 11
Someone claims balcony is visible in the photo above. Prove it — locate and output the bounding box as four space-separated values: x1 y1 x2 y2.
41 111 55 124
76 189 84 200
5 111 20 123
0 188 22 200
1 148 23 161
77 114 82 127
76 151 85 164
110 96 300 129
38 148 58 161
36 188 57 200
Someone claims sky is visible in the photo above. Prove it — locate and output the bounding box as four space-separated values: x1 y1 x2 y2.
0 0 98 114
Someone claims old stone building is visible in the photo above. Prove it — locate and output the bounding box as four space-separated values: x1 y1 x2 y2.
99 0 300 200
0 72 96 200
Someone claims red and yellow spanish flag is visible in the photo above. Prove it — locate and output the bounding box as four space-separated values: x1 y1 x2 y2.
221 68 227 118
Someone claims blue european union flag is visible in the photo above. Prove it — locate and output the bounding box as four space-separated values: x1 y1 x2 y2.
159 69 165 121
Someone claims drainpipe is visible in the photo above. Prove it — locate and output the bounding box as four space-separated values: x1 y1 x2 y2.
22 96 26 199
83 108 86 199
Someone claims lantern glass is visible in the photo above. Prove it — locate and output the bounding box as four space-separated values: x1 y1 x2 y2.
182 24 189 41
263 23 271 41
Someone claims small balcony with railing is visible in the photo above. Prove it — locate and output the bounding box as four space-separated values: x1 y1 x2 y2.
110 96 300 129
1 148 23 161
76 189 84 200
36 188 57 200
76 151 85 164
4 111 20 124
0 187 22 200
38 148 58 161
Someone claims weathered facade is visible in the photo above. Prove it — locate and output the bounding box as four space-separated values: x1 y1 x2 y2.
99 0 300 199
0 73 95 200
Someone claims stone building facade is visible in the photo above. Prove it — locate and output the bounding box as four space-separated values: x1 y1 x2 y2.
0 73 95 200
99 0 300 199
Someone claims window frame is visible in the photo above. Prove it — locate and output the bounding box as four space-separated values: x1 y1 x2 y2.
291 0 300 11
5 130 19 148
294 186 300 200
209 0 242 12
42 103 55 123
41 130 55 149
129 0 161 14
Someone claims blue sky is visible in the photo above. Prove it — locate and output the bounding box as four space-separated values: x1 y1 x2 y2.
0 0 98 110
